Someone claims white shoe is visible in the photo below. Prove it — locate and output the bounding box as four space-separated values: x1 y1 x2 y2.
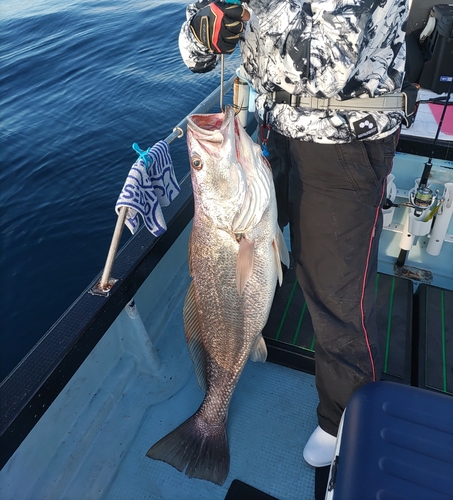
303 426 337 467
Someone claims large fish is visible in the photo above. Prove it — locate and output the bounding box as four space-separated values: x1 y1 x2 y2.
146 105 289 485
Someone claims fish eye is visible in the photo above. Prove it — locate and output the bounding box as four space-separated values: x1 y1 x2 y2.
191 155 203 171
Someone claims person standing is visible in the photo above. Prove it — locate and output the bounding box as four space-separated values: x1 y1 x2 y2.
179 0 411 468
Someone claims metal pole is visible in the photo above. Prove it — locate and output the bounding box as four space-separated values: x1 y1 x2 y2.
220 55 225 111
99 206 127 290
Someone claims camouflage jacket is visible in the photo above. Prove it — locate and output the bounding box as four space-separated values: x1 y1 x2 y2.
179 0 409 144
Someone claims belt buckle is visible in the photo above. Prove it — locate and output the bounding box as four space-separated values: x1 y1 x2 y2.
272 90 289 105
290 94 298 107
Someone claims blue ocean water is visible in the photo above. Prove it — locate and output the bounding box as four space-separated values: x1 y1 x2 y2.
0 0 239 380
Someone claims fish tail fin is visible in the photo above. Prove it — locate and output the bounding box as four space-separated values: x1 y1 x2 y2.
146 413 230 485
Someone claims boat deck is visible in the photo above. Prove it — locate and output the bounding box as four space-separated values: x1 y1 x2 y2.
0 224 319 500
3 205 450 499
263 267 414 384
263 263 453 397
109 362 317 500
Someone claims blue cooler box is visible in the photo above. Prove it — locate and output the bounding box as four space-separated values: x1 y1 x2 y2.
326 382 453 500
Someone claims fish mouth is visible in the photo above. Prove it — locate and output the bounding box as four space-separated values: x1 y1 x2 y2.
187 106 235 137
187 107 236 161
188 112 226 134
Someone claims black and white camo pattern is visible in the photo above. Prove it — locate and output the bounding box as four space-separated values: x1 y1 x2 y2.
179 0 409 143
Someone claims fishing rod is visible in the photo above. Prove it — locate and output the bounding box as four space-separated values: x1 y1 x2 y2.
394 77 453 268
418 77 453 188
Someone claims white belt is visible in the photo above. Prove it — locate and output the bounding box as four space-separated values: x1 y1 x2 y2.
269 90 405 111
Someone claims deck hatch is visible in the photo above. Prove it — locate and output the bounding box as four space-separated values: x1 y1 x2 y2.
262 267 413 384
417 284 453 395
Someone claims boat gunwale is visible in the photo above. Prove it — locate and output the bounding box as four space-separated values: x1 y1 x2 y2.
397 135 453 161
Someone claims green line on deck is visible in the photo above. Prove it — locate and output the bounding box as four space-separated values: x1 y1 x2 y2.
292 303 307 345
425 288 429 389
275 278 298 341
441 290 447 393
384 277 395 373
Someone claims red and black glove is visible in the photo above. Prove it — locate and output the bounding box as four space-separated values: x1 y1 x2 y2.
190 1 249 54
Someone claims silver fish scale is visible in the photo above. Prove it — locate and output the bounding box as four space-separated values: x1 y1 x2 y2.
190 203 278 424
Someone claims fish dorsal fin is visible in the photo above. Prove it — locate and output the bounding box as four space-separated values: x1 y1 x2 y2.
236 236 254 296
273 229 290 286
250 334 268 362
183 281 207 391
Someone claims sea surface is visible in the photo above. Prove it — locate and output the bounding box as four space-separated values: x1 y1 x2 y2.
0 0 240 380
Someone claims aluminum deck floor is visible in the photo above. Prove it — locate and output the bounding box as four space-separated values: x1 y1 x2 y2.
106 361 318 500
1 354 319 500
0 223 320 499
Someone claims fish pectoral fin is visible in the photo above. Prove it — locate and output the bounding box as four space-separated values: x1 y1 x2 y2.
273 239 284 287
277 228 290 267
273 229 290 286
236 236 254 296
183 281 208 392
250 334 268 362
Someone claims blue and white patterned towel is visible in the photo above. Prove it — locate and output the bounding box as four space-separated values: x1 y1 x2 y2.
115 141 180 236
147 141 180 207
